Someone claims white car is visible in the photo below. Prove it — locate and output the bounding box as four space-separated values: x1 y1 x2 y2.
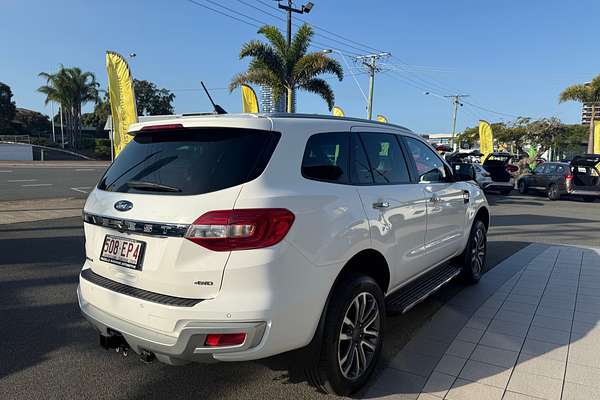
78 113 490 395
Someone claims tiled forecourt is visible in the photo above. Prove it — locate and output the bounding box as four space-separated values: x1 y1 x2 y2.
362 243 600 400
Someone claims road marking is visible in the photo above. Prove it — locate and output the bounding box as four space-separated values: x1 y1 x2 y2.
75 168 95 171
71 186 93 194
21 183 53 187
7 179 37 182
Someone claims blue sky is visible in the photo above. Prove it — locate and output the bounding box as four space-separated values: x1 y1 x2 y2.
2 0 598 133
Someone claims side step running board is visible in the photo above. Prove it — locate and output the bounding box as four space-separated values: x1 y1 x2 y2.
386 263 461 314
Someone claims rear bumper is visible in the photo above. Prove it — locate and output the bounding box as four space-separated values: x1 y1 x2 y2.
569 189 600 197
78 284 268 364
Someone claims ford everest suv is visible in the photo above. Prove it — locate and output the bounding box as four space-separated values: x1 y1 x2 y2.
78 113 490 395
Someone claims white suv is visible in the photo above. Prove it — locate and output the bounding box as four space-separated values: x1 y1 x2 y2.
78 113 489 395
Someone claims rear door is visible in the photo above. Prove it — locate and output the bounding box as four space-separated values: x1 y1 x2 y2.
403 136 468 267
571 155 600 190
351 130 429 285
84 126 279 299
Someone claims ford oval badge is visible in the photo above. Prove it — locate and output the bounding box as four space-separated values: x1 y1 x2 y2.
114 200 133 212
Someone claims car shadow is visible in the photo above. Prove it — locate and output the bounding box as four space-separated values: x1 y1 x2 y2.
359 244 599 399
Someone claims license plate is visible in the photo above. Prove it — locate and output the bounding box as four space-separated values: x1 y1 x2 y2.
100 235 146 269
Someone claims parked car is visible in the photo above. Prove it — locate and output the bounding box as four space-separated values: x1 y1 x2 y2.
445 151 492 189
517 162 571 200
517 156 600 202
77 113 490 395
481 152 516 195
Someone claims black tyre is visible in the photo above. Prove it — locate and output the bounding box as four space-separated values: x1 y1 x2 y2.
308 274 385 396
460 219 487 284
518 180 528 194
547 184 560 201
582 196 596 203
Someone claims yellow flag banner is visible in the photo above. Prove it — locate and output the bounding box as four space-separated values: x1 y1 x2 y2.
376 115 388 123
594 120 600 155
106 51 138 157
332 106 344 117
241 84 259 113
479 120 494 158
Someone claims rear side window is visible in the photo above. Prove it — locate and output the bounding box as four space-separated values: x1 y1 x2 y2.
350 134 373 184
546 164 557 174
302 132 349 183
97 128 279 196
359 133 411 184
556 165 565 174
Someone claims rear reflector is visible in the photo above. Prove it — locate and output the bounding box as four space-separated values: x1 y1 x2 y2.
140 123 184 131
205 333 246 347
185 209 295 251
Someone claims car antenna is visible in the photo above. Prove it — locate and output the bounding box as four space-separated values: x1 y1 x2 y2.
200 81 227 114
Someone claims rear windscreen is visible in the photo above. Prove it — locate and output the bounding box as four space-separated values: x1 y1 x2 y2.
97 128 279 195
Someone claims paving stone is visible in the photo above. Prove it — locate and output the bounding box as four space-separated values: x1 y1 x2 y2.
465 316 491 330
526 325 571 345
562 381 600 400
565 362 600 388
420 371 455 398
506 294 541 306
571 319 596 335
470 345 519 368
501 391 545 400
521 338 568 362
488 319 530 338
434 354 467 376
514 352 566 380
445 378 504 400
573 310 600 324
417 394 442 400
458 359 512 389
455 327 485 344
495 310 534 325
445 340 476 359
534 306 574 321
479 331 525 352
365 368 426 399
389 351 441 377
506 370 562 400
567 344 600 369
532 314 573 332
403 337 449 358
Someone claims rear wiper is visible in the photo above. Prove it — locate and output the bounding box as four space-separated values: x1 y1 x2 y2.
126 180 182 192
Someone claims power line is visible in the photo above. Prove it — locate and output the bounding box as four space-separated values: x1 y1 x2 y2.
185 0 260 28
462 100 523 119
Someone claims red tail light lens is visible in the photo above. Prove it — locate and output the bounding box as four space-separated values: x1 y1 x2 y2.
506 165 518 173
185 209 295 251
205 333 246 347
140 123 184 131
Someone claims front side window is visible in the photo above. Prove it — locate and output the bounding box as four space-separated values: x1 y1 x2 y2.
404 137 448 183
534 165 545 174
359 133 410 184
302 132 349 183
350 134 373 184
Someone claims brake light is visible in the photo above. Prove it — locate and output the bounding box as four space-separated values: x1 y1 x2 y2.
185 209 295 251
205 333 246 347
565 174 573 191
140 123 184 131
506 165 518 173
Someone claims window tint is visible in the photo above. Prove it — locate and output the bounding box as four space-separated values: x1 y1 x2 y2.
534 164 545 174
556 165 565 174
545 164 557 174
404 137 448 183
359 133 410 184
350 134 373 184
302 132 349 183
97 128 279 196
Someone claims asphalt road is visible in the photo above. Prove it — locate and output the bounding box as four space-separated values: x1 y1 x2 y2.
1 190 599 399
0 162 108 200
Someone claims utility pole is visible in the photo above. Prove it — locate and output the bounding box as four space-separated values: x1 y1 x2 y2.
445 94 469 150
277 1 313 113
356 53 390 119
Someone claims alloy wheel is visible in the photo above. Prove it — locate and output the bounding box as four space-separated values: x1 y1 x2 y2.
470 226 486 276
337 292 381 380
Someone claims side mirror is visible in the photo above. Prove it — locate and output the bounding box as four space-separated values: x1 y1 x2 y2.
452 163 476 182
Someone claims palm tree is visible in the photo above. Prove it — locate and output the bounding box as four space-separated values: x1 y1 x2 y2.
230 24 343 112
559 74 600 153
38 66 99 149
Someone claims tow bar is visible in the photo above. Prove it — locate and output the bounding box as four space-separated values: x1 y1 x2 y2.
99 332 156 363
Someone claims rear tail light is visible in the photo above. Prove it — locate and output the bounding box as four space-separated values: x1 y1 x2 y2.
506 165 518 173
185 209 295 251
205 333 246 347
565 174 573 191
140 123 184 131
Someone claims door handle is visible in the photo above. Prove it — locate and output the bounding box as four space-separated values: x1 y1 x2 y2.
372 201 390 209
463 190 470 204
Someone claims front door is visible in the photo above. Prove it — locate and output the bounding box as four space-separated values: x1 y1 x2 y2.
403 136 468 267
350 131 429 288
